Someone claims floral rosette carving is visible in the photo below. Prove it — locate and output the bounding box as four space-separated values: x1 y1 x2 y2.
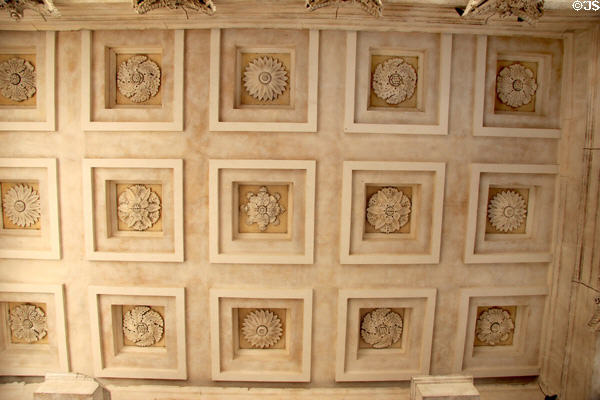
496 63 537 108
243 56 288 102
8 304 47 343
366 187 411 234
361 308 403 349
117 184 161 231
117 55 161 103
372 57 417 105
475 307 515 345
242 309 283 349
241 186 285 232
122 306 164 347
2 183 41 228
0 57 36 102
488 190 527 232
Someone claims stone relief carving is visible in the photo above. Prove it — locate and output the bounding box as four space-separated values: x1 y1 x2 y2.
0 57 36 102
117 184 161 231
496 64 537 108
360 308 403 349
487 190 527 233
588 297 600 332
241 186 286 232
366 187 411 234
461 0 543 24
243 56 288 102
372 57 417 105
8 304 47 343
2 183 41 228
475 307 515 346
241 309 283 349
132 0 215 15
117 55 161 103
122 306 164 347
0 0 60 20
305 0 382 17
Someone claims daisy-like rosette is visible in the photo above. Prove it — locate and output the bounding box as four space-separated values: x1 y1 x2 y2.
366 187 411 234
8 304 47 343
2 183 41 228
487 190 527 232
496 63 537 108
475 307 515 346
242 309 283 349
0 57 36 102
117 184 161 231
122 306 164 347
243 56 288 102
372 57 417 105
117 55 161 103
241 186 285 231
360 308 403 349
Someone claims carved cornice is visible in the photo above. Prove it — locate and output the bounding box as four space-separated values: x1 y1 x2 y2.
461 0 544 24
0 0 59 20
132 0 215 15
306 0 383 17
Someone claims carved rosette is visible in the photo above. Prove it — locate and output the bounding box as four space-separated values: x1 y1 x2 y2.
122 306 164 347
241 309 283 349
487 190 527 232
132 0 215 15
366 187 411 234
360 308 403 349
117 55 161 103
496 64 537 108
372 57 417 105
462 0 543 24
8 304 47 343
243 56 288 102
475 308 515 345
305 0 383 17
0 0 60 20
2 183 41 228
117 184 161 231
0 57 36 102
241 186 285 232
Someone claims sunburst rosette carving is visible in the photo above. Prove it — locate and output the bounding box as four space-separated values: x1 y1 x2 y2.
243 56 289 102
2 183 41 228
8 304 47 343
117 184 161 231
496 63 537 109
366 187 411 234
475 307 515 346
0 57 36 102
487 190 527 233
241 186 286 232
372 57 417 105
122 306 164 347
241 309 283 349
117 55 161 103
360 308 403 349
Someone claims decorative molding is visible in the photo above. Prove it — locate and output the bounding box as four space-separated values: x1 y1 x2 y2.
360 308 403 349
8 303 47 343
132 0 215 15
243 56 288 102
2 183 41 228
117 184 161 231
487 190 527 232
305 0 382 17
241 309 283 349
122 306 164 347
496 63 537 108
366 187 411 234
462 0 544 24
344 31 452 135
117 55 161 103
0 57 36 101
0 283 69 376
88 286 186 380
0 0 59 20
372 57 417 105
